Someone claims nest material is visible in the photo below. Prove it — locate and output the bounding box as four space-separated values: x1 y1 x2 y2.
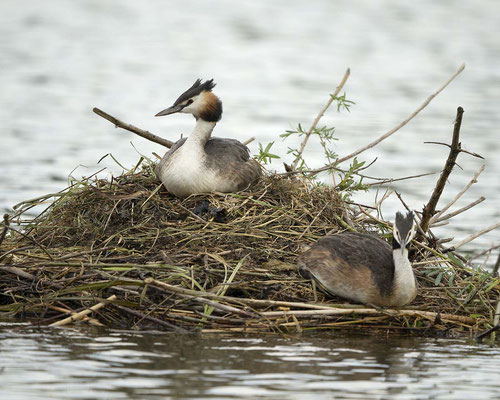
0 163 498 336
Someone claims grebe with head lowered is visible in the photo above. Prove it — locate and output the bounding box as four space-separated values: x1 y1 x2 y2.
298 211 417 307
154 79 262 197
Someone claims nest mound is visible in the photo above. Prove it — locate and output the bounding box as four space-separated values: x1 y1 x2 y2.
1 163 498 336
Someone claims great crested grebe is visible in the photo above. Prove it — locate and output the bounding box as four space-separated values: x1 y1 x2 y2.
154 79 261 197
297 211 417 307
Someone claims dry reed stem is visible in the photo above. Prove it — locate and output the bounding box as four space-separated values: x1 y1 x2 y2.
49 295 116 327
258 308 476 325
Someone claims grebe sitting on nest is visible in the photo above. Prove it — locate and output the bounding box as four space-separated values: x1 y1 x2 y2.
155 79 261 197
298 211 418 307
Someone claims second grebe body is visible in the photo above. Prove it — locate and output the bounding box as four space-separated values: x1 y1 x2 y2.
298 211 418 307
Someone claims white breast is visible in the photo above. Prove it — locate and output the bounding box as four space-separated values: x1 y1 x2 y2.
157 145 220 197
390 248 417 306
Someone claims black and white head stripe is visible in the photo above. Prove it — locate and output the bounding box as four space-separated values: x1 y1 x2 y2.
393 211 415 249
173 79 216 106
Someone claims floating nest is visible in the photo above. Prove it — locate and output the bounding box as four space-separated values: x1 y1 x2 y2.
0 161 498 337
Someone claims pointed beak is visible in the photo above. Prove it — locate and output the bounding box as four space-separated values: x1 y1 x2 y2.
155 104 184 117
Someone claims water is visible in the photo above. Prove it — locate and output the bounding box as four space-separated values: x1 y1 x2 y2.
1 1 499 398
1 323 499 400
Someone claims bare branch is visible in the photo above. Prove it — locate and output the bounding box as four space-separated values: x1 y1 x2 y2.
450 221 500 251
424 141 484 159
419 106 464 236
432 196 485 224
429 164 485 225
93 107 174 148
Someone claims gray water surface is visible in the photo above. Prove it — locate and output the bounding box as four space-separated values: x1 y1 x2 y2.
1 323 499 400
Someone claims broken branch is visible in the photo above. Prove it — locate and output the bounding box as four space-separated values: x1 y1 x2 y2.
93 107 174 148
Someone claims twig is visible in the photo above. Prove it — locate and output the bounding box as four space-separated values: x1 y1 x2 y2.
48 295 116 327
448 221 500 251
113 304 189 333
429 165 485 225
475 324 500 341
366 171 437 186
259 308 476 325
0 214 9 248
145 278 339 310
5 225 54 260
93 107 174 148
419 106 464 236
432 196 485 224
493 253 500 276
290 68 351 170
290 64 465 176
424 141 484 159
0 266 36 280
242 137 255 146
465 244 500 267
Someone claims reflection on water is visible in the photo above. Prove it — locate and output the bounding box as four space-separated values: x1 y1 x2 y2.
1 322 499 399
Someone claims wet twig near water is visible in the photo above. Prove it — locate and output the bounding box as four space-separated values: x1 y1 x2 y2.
475 324 500 341
48 295 117 327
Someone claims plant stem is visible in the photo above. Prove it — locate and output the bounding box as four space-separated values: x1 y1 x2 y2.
290 68 351 170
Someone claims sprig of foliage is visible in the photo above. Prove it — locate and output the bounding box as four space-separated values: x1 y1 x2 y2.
335 157 370 200
331 92 355 112
256 142 280 165
256 91 367 198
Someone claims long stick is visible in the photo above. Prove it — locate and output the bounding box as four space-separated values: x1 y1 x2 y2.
419 106 464 237
290 68 351 170
429 164 485 225
259 308 476 325
49 295 116 327
432 196 485 224
450 222 500 250
93 107 174 148
145 278 341 310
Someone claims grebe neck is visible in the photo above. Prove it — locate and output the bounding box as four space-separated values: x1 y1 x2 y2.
391 247 417 303
185 118 216 148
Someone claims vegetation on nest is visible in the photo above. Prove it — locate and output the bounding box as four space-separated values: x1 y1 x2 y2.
0 65 499 338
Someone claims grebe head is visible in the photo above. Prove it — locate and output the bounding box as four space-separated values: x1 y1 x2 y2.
155 79 223 122
393 211 416 253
